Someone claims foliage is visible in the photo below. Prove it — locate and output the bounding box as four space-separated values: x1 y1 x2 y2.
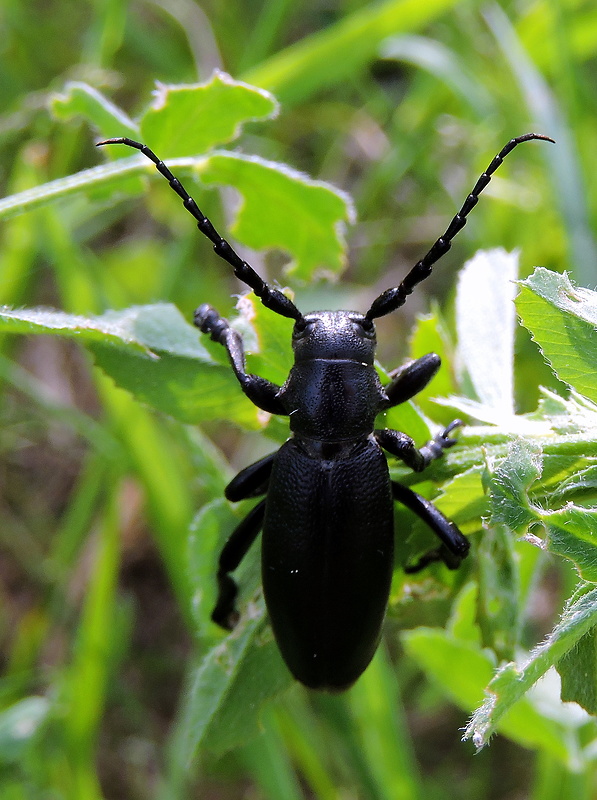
2 1 597 799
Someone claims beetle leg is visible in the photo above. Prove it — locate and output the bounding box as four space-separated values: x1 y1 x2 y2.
225 452 275 501
383 353 441 407
212 499 266 630
392 482 469 570
375 420 461 472
194 304 287 415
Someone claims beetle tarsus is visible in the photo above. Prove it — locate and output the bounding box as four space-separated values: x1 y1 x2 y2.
404 543 463 573
212 572 240 630
419 419 463 462
194 303 229 340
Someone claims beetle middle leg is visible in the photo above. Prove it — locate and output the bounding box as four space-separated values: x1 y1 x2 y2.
392 482 469 571
375 420 461 473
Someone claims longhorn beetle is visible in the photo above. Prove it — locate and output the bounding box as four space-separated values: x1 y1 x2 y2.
97 132 553 691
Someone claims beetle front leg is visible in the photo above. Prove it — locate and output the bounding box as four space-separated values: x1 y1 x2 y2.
375 420 461 472
194 304 287 415
392 482 469 570
213 499 266 630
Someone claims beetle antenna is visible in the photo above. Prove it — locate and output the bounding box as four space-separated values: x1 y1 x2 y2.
365 132 555 321
96 138 303 322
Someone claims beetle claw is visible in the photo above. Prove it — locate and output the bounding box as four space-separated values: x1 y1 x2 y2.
436 419 463 448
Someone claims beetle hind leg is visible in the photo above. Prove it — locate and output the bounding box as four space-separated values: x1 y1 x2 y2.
212 499 266 629
392 482 469 572
403 543 462 573
213 455 275 628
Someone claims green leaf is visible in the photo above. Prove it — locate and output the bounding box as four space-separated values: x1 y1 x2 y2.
187 499 241 634
557 622 597 715
409 306 456 424
517 268 597 404
487 437 543 533
139 72 279 158
402 627 576 762
199 151 354 281
239 293 295 386
168 618 292 766
540 505 597 582
50 81 138 139
433 466 487 533
0 157 147 221
0 303 260 427
464 584 597 749
379 399 431 448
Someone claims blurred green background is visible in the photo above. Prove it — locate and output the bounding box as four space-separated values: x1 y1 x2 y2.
1 0 596 798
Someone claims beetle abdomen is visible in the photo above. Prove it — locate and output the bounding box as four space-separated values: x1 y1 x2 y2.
262 437 394 690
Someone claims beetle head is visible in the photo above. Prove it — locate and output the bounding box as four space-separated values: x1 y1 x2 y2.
291 310 376 364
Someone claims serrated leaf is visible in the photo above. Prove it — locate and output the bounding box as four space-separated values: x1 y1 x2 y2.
456 249 518 413
540 505 597 582
464 584 597 749
51 81 138 139
402 628 574 762
0 303 260 427
139 72 278 158
199 151 354 282
517 268 597 403
487 438 543 532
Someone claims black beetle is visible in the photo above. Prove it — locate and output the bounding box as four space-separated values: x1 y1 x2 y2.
97 132 553 690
